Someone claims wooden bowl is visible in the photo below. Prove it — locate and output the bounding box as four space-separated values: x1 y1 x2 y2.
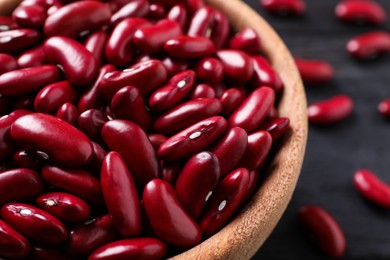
0 0 307 259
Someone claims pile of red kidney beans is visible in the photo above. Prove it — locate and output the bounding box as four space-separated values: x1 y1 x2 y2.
0 0 294 259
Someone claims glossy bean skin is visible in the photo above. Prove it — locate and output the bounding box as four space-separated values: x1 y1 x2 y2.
353 169 390 208
134 19 182 53
143 179 202 247
160 161 182 185
101 152 142 237
17 45 47 68
1 203 68 245
111 86 151 131
167 4 187 30
42 165 104 204
160 55 190 77
20 0 63 12
0 168 45 206
0 65 60 96
378 98 390 117
216 49 254 83
149 70 196 112
87 141 107 174
67 215 119 256
260 0 306 16
228 86 275 132
175 152 220 220
147 4 166 21
209 127 248 177
88 238 167 260
98 60 168 99
219 88 246 117
12 4 47 28
110 0 149 25
346 31 390 60
229 27 261 54
199 168 250 237
44 1 111 38
196 57 224 84
0 29 40 54
210 9 229 49
335 0 386 25
78 109 109 142
189 83 215 99
164 35 216 59
56 102 79 126
237 130 272 170
84 29 108 68
0 53 18 75
0 16 18 32
11 113 94 167
0 219 31 259
148 134 168 151
154 98 222 135
308 95 354 125
250 55 283 92
187 6 215 37
102 120 159 187
158 116 227 161
294 58 335 85
258 117 290 142
298 205 346 258
44 36 98 86
13 149 43 171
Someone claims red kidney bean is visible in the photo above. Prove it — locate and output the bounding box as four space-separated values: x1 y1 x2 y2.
56 102 79 126
209 127 248 176
88 238 167 260
34 81 77 114
294 58 335 85
199 168 250 237
185 0 205 14
148 133 168 151
143 179 202 247
158 116 227 161
101 152 142 237
250 55 283 92
0 219 31 259
44 36 98 86
167 4 187 30
147 3 166 21
245 170 261 202
42 164 104 204
335 0 386 25
378 98 390 117
102 120 159 187
160 55 190 77
111 86 151 131
220 87 246 117
258 117 290 142
44 1 111 38
189 83 215 99
161 160 182 185
0 16 18 32
20 0 63 11
176 151 220 220
0 168 45 206
84 29 108 68
78 109 109 143
216 49 254 83
13 149 43 171
1 203 68 245
87 141 107 174
347 30 390 60
237 130 272 171
0 65 60 96
149 0 182 8
229 27 261 54
260 0 306 16
229 86 275 132
67 215 119 256
17 45 46 68
298 205 346 258
106 18 150 67
99 59 168 99
308 95 354 125
164 35 216 59
353 169 390 208
36 192 91 222
0 54 17 75
196 57 224 84
154 98 222 135
111 0 149 24
12 4 47 29
149 70 196 112
134 19 182 53
11 113 94 166
210 10 229 49
0 29 40 54
187 6 215 37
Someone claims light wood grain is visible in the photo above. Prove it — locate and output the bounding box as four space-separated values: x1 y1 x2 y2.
0 0 307 259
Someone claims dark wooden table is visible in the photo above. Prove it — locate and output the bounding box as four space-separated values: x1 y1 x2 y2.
241 1 390 259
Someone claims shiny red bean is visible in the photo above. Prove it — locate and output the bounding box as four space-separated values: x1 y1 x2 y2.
88 238 167 260
199 168 250 236
164 35 216 59
44 1 111 38
158 116 227 161
187 6 215 37
147 3 166 21
0 29 40 54
0 219 31 259
210 10 229 49
229 86 275 132
189 83 216 99
260 0 306 16
13 149 43 171
143 179 202 247
298 205 346 258
148 133 168 151
0 53 17 75
111 86 151 131
160 161 182 185
44 36 98 86
36 192 91 222
0 16 18 32
84 29 108 68
20 0 63 12
167 4 187 30
294 58 335 85
220 87 246 117
196 57 224 84
229 27 261 54
42 164 104 204
258 117 290 142
0 65 60 96
11 113 93 166
101 152 142 237
308 95 354 125
346 31 390 60
102 120 159 187
67 215 119 256
17 45 46 68
87 141 107 174
56 102 79 126
12 4 47 28
353 169 390 208
110 0 149 24
378 98 390 117
216 49 254 83
1 203 68 245
78 109 109 142
335 0 386 25
250 55 283 92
